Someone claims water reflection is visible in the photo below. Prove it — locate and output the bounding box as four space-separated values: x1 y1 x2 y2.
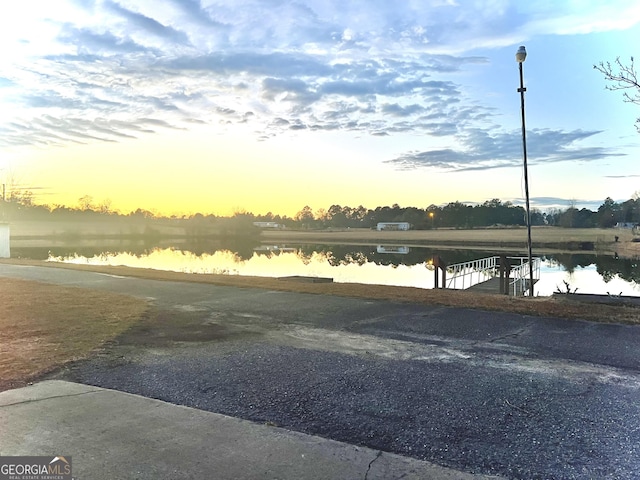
14 241 638 297
538 262 640 297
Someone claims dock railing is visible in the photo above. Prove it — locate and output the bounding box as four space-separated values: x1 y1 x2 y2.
507 257 541 296
444 256 541 295
444 256 499 290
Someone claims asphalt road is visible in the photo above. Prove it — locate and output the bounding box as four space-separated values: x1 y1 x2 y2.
2 263 640 479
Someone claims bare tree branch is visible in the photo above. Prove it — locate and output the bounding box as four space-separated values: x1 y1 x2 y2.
594 56 640 132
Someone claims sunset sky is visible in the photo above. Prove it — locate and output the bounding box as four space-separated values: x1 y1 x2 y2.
1 1 639 217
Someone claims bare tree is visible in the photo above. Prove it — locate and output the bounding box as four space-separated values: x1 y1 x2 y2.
594 56 640 132
78 195 95 211
98 198 113 214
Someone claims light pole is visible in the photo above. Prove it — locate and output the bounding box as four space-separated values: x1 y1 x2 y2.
516 45 534 296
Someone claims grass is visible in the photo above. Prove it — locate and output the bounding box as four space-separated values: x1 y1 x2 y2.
0 277 148 392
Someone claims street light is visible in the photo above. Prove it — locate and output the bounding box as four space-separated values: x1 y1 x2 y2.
516 45 534 296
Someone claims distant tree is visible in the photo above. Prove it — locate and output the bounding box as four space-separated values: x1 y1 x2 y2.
441 201 472 228
390 204 402 222
620 198 640 223
2 171 28 205
596 197 621 228
594 56 640 132
256 211 289 225
129 208 155 219
78 195 95 211
314 208 328 228
399 206 427 229
575 208 596 228
98 198 113 214
326 204 348 228
558 207 576 228
425 205 441 229
476 199 505 226
1 188 37 220
530 208 545 226
9 189 34 207
349 205 370 227
544 208 560 226
371 205 395 224
294 205 315 228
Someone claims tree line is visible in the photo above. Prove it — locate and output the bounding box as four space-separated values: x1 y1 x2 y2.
2 192 639 231
284 197 640 230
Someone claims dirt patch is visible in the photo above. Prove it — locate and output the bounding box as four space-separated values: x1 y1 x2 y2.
0 277 148 392
116 307 265 347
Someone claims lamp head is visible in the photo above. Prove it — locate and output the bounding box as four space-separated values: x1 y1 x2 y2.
516 45 527 63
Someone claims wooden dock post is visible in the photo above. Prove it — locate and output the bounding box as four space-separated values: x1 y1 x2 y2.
433 255 447 289
499 255 511 295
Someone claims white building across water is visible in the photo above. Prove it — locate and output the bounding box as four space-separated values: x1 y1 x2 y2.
376 222 411 231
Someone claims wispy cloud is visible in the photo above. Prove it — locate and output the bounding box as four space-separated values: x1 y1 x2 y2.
1 115 178 147
385 129 626 172
508 196 612 211
605 174 640 179
104 0 190 45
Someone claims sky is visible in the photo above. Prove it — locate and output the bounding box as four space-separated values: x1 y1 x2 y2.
1 0 639 217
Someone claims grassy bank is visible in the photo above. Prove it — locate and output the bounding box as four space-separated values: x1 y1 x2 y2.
0 277 148 392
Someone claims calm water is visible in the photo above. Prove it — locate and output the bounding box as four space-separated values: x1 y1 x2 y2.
19 241 638 297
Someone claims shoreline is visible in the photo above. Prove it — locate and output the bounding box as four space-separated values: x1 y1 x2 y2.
4 222 640 261
2 258 639 325
260 227 640 257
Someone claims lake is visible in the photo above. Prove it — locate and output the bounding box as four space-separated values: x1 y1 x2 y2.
15 240 638 297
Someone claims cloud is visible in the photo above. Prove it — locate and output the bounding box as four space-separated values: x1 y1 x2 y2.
319 77 458 98
169 51 333 77
59 27 152 55
0 115 178 148
2 0 637 162
524 2 640 36
169 0 228 29
529 197 599 208
0 1 494 148
382 102 425 117
385 129 626 172
261 77 319 105
505 196 612 211
103 1 191 45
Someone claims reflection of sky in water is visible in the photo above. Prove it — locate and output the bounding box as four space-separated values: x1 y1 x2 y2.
536 263 640 297
50 248 438 289
48 247 640 297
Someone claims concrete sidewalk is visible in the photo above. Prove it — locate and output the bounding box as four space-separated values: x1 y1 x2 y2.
0 381 501 480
